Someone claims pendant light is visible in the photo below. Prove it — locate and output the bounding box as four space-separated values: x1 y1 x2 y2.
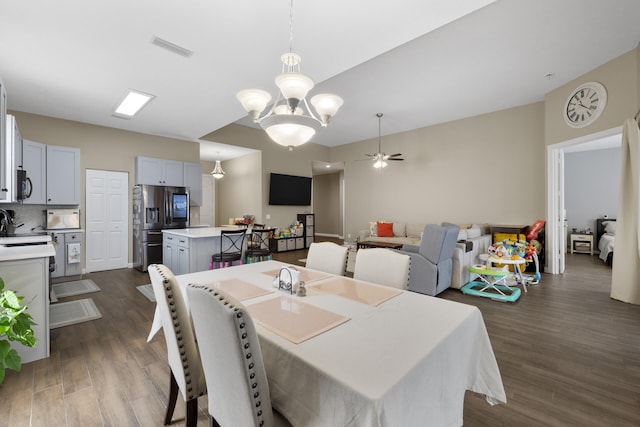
211 153 225 179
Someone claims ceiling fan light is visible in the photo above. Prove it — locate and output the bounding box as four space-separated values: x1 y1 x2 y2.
236 89 272 120
310 93 343 124
373 159 388 169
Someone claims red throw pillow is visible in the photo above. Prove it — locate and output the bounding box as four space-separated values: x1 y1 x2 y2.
526 220 545 241
377 222 394 237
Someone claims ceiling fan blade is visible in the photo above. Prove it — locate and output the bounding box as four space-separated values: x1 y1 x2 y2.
387 153 403 158
364 153 375 157
388 158 404 161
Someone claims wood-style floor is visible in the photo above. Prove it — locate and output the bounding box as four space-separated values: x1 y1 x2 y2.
1 246 639 426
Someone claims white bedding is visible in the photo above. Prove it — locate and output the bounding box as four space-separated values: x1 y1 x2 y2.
599 234 615 262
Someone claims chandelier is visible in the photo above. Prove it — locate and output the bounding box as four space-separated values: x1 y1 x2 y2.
211 153 225 179
236 0 343 149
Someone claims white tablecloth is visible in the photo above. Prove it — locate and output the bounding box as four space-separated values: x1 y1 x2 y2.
148 260 506 427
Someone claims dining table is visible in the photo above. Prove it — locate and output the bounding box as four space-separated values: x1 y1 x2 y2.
147 260 506 427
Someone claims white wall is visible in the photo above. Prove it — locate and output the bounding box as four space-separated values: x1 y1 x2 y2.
565 147 620 232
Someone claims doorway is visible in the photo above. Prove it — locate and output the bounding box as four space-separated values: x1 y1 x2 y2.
546 126 622 274
85 169 129 272
312 161 345 239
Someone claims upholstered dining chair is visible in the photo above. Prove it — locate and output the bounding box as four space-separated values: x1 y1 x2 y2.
353 248 410 289
305 242 349 276
148 264 207 427
186 284 291 427
211 228 247 269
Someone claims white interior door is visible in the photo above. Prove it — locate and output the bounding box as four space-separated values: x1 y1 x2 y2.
86 169 128 272
200 174 215 227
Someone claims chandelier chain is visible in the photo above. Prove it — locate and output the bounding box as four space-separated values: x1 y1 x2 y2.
288 0 294 54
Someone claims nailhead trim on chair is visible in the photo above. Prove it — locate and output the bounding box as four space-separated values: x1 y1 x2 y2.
190 284 267 426
157 268 206 399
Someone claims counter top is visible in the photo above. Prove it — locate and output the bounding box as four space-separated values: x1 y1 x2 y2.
0 242 55 262
162 226 248 239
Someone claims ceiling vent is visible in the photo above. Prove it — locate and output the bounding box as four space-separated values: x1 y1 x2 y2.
151 36 194 58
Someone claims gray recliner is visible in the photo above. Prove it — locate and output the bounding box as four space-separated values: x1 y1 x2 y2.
399 223 460 296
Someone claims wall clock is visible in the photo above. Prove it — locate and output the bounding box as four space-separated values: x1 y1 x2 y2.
563 81 607 128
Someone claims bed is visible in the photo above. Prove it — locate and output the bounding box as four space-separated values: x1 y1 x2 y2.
596 218 616 266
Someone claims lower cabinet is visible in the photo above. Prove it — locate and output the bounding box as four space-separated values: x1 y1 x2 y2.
0 257 50 363
163 234 191 275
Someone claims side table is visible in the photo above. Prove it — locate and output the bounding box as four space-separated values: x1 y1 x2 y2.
570 233 594 255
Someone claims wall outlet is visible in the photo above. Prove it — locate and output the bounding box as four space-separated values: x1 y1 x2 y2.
266 214 271 220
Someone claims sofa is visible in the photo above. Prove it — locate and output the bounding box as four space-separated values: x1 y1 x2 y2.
358 221 492 290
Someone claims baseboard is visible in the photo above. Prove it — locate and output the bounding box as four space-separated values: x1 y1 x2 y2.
315 233 343 239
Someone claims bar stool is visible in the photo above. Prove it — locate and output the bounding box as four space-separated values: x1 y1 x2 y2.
245 228 275 263
210 229 247 269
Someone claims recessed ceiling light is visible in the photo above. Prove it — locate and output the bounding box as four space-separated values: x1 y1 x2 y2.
326 164 331 168
113 90 155 119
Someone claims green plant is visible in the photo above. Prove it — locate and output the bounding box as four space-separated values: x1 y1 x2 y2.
0 276 37 384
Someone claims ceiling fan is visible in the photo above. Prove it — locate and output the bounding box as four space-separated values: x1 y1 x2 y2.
363 113 404 168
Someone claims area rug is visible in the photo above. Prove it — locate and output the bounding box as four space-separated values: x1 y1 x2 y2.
137 284 155 302
51 279 101 299
49 298 102 329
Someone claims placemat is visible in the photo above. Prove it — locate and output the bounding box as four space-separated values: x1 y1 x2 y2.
248 296 349 344
311 277 401 306
262 267 330 284
212 278 274 301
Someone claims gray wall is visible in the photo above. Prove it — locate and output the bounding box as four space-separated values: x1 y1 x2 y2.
565 147 620 232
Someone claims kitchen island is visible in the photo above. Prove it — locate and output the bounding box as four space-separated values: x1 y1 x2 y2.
0 234 55 363
162 226 248 274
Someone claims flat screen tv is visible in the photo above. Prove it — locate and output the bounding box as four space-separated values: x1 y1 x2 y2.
269 173 312 206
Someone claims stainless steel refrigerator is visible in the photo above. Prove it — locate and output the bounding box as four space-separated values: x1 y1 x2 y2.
133 184 189 272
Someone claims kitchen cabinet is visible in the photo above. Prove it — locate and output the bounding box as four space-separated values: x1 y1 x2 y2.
0 78 6 202
0 256 50 363
163 232 191 275
50 231 83 278
183 162 202 206
163 233 176 272
21 139 47 204
136 156 184 186
1 115 22 203
46 145 80 205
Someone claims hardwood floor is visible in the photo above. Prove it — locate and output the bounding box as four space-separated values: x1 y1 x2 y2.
1 247 638 426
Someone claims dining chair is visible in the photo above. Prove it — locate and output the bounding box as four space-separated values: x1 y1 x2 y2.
305 241 349 276
211 228 247 269
186 284 291 427
245 227 276 263
148 264 207 427
353 248 410 289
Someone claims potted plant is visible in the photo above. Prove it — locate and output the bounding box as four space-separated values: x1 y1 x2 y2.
0 276 37 384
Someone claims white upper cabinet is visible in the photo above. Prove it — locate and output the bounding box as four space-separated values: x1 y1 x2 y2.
183 162 202 206
46 145 80 205
136 156 184 186
0 78 6 202
22 139 46 205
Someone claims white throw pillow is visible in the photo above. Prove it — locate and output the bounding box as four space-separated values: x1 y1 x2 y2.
466 227 481 239
369 221 378 237
392 222 406 237
457 229 468 240
604 221 616 235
